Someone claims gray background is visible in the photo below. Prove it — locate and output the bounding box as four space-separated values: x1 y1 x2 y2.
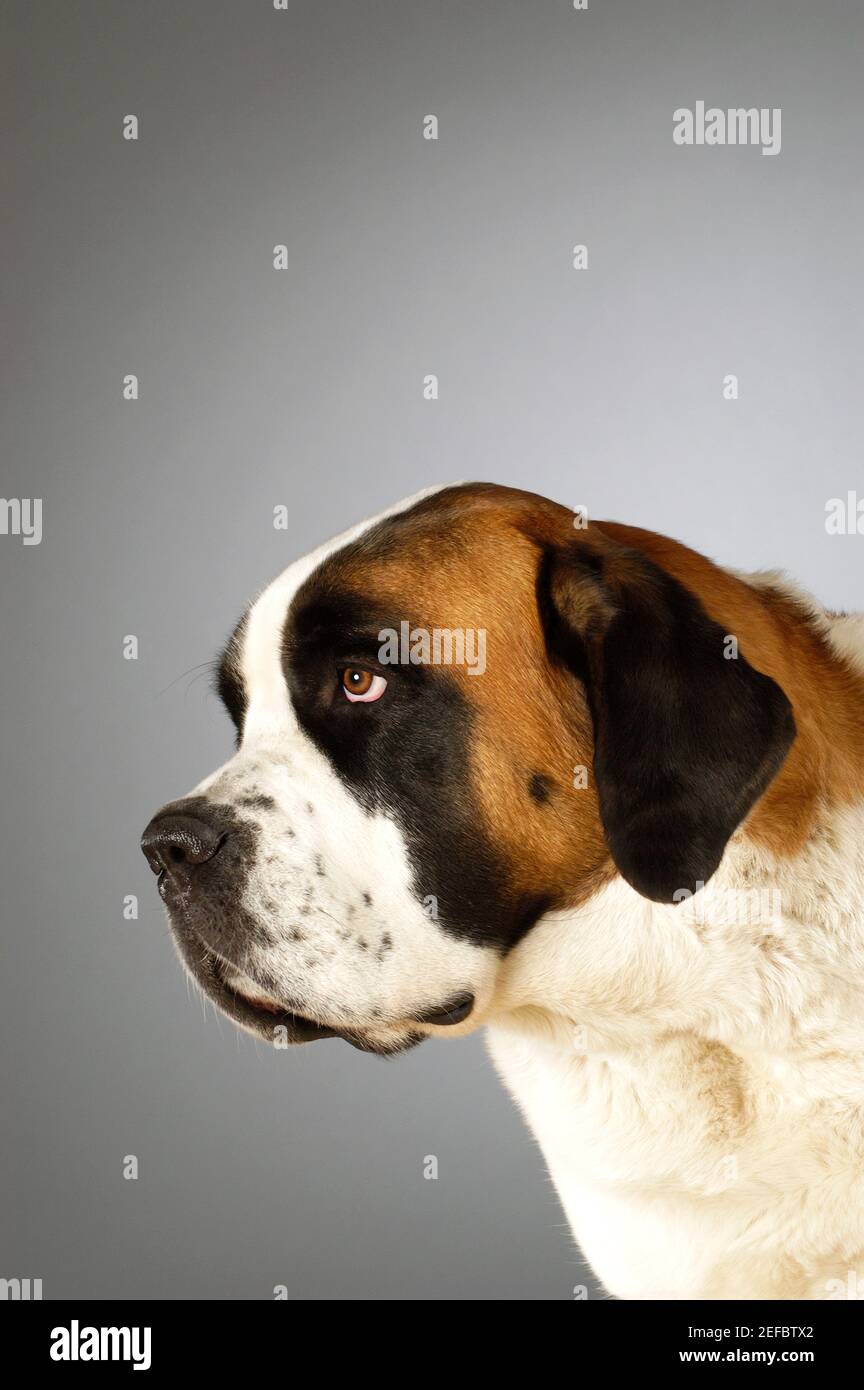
2 0 861 1300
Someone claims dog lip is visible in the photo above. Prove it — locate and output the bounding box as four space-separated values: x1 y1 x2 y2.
214 960 338 1041
410 992 475 1027
228 989 337 1041
172 927 338 1043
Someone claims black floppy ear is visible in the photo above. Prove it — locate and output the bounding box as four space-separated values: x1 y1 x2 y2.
538 541 796 903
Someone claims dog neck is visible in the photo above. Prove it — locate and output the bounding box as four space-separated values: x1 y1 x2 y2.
491 781 864 1079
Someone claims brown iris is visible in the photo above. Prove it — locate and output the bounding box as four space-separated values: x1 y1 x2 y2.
341 667 373 696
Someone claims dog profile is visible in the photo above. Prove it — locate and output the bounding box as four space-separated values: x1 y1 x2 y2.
142 482 864 1300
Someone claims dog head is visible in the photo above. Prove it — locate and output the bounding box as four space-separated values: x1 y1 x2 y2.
141 483 795 1053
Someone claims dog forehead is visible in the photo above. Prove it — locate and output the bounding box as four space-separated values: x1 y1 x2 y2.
286 483 573 641
237 485 451 735
233 481 579 749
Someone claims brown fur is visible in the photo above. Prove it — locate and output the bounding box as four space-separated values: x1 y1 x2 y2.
315 484 864 906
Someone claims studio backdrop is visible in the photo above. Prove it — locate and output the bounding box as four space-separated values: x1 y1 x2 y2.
2 0 861 1299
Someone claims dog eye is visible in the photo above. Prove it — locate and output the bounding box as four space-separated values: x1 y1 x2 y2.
340 668 388 703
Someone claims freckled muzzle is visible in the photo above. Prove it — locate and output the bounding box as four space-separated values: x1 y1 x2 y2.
141 767 485 1057
140 795 335 1042
173 921 339 1043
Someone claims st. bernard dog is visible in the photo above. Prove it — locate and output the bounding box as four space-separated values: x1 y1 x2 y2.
141 483 864 1300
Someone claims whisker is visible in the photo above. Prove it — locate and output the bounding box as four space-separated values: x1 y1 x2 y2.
156 659 217 700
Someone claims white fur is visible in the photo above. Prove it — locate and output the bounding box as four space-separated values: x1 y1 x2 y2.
182 497 864 1297
188 487 499 1046
486 608 864 1300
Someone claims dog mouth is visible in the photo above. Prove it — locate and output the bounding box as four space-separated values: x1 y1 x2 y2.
216 961 339 1042
164 907 464 1055
173 926 339 1043
172 926 424 1053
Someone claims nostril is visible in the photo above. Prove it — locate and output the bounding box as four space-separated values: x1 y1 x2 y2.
140 811 226 877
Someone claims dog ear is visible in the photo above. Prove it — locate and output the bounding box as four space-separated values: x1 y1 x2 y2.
538 537 796 903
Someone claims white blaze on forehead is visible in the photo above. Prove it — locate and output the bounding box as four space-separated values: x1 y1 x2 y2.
239 485 451 741
182 480 504 1041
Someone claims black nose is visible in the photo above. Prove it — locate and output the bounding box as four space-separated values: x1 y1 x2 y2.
141 811 224 880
